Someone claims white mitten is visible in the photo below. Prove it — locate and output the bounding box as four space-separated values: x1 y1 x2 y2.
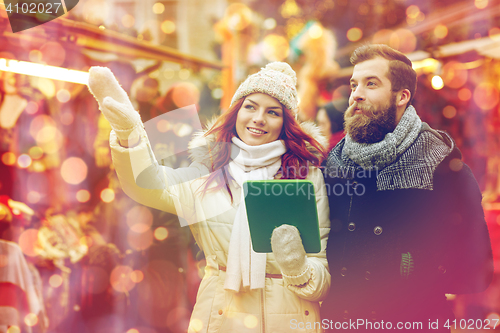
87 66 142 143
271 224 311 281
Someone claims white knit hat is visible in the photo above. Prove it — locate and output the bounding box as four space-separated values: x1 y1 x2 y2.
230 62 298 113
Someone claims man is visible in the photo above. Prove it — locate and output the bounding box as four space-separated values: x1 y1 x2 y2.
321 44 493 332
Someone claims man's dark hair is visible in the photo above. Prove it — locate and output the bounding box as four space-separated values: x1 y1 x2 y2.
350 44 417 107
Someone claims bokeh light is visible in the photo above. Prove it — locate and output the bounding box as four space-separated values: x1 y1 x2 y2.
1 152 16 166
172 82 200 107
56 89 71 103
76 189 91 203
308 24 323 39
27 191 41 204
173 123 193 137
110 265 136 293
25 101 39 115
61 157 88 185
127 229 154 251
431 75 444 90
434 24 448 39
443 105 457 119
347 28 363 42
154 227 169 241
130 270 145 283
24 313 38 327
372 29 392 44
458 88 471 101
28 146 43 160
473 83 499 110
126 329 139 333
29 50 42 63
244 314 258 328
17 154 32 169
475 0 488 9
49 274 63 288
18 229 39 257
40 41 65 67
189 319 203 333
441 61 468 89
156 119 171 132
126 206 154 233
152 2 165 14
263 18 276 30
449 158 463 172
389 29 416 53
225 3 252 31
101 188 115 203
178 68 191 80
489 27 500 41
122 14 135 28
262 34 289 61
161 20 176 34
486 313 500 328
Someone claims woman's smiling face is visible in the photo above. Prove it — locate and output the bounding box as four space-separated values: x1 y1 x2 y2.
235 93 284 146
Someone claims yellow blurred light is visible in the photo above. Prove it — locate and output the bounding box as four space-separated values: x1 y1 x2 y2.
406 5 420 18
152 2 165 14
163 68 175 79
443 106 457 119
161 20 176 34
0 58 89 84
33 77 56 98
56 89 71 103
173 123 193 137
263 18 276 30
101 188 115 203
130 270 144 283
308 24 323 39
36 126 57 144
49 274 63 288
486 313 500 327
189 318 204 332
225 3 252 31
99 25 105 30
122 14 135 28
475 0 488 9
244 314 258 328
262 34 289 61
449 158 463 172
27 191 41 204
347 27 363 42
390 29 416 53
126 329 139 333
24 313 39 327
28 146 43 160
61 157 88 185
458 88 471 101
431 76 444 90
6 326 20 333
280 0 301 18
489 27 500 41
17 154 32 169
80 236 93 248
76 189 91 203
434 24 448 39
127 229 153 251
2 152 16 166
412 58 440 73
417 12 425 21
154 226 169 241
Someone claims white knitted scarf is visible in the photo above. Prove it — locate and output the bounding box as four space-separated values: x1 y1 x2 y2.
224 137 287 292
343 106 422 171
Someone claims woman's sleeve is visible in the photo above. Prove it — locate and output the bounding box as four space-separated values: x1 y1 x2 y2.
285 167 331 302
110 128 207 222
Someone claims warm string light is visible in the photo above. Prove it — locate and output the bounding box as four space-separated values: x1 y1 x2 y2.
0 58 89 84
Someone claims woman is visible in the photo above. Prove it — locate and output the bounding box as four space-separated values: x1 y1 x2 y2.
88 62 331 333
316 99 348 151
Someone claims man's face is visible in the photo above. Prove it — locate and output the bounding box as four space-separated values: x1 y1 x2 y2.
345 57 397 143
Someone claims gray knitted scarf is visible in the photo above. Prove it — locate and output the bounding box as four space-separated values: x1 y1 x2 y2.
326 106 454 191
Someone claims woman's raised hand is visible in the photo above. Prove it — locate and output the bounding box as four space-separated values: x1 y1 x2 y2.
88 67 142 146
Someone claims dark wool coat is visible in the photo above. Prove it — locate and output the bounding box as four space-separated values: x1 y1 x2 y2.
320 125 493 332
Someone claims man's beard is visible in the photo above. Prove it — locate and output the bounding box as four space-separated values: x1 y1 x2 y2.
344 96 398 144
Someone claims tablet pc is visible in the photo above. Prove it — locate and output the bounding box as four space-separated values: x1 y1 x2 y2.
243 179 321 253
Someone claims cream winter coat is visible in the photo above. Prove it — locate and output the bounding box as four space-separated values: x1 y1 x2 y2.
110 122 331 333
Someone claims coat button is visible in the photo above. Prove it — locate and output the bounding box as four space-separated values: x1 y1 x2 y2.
305 310 309 316
341 267 347 277
218 309 223 315
348 222 356 231
374 226 383 235
365 271 371 280
438 265 447 274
